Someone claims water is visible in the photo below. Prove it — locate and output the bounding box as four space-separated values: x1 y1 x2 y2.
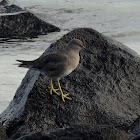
0 0 140 113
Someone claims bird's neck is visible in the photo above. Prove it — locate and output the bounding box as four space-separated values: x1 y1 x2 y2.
65 46 80 69
66 44 80 54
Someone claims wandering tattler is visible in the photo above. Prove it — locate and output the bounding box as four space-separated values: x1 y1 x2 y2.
17 39 84 102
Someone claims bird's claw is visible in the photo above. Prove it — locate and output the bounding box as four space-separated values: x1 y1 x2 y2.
61 94 72 102
49 79 72 102
48 86 59 91
50 88 60 95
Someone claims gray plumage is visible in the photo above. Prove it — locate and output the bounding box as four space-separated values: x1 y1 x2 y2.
17 39 84 81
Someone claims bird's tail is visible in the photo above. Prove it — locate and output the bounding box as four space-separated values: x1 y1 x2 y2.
16 60 34 68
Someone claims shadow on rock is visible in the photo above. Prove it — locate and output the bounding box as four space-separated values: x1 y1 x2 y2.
9 125 131 140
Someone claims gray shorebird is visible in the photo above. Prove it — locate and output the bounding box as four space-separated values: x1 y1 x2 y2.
17 39 84 102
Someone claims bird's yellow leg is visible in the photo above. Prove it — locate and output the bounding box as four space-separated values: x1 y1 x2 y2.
49 78 60 95
57 81 72 102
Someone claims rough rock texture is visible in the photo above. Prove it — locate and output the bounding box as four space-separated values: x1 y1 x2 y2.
0 28 140 139
0 122 7 140
9 125 131 140
0 5 60 38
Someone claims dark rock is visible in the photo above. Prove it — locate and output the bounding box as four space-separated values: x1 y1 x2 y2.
0 4 25 13
0 28 140 138
0 122 7 140
9 125 131 140
0 5 60 38
0 0 7 6
4 5 25 13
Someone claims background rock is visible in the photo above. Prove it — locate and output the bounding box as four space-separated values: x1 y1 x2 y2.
0 28 140 138
4 5 24 13
0 122 7 140
9 125 131 140
0 0 8 6
0 5 60 38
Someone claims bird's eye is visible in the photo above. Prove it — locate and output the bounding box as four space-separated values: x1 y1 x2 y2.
75 43 83 48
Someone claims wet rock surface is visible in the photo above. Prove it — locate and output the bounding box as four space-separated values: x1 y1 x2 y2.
0 28 140 139
9 125 131 140
0 4 60 38
0 122 7 140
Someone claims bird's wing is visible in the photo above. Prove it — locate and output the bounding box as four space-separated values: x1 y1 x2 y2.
32 52 68 70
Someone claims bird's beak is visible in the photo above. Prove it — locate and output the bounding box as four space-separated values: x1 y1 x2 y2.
79 44 84 49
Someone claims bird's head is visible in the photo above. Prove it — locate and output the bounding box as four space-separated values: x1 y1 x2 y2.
66 39 84 52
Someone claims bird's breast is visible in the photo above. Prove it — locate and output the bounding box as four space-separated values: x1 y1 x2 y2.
60 68 74 78
69 52 80 69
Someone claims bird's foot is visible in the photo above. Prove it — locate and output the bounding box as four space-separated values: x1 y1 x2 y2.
57 81 72 102
50 87 60 95
61 93 72 102
49 79 60 95
48 86 59 91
